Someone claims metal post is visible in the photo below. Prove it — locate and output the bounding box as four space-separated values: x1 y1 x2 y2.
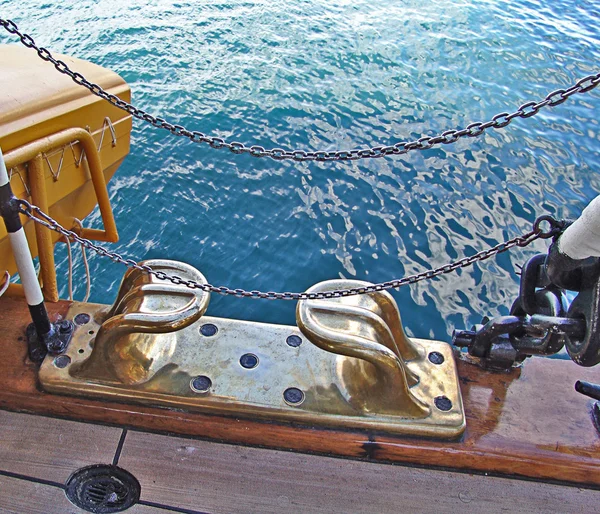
0 146 72 361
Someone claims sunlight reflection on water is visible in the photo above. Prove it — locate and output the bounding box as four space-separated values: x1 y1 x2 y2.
2 0 599 341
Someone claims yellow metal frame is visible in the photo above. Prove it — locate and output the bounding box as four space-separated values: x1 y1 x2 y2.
4 128 118 301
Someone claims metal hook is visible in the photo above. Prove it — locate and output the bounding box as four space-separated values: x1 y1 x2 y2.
97 117 117 151
8 165 31 196
42 146 66 181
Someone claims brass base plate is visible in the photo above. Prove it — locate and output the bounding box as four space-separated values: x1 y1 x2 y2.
40 303 465 439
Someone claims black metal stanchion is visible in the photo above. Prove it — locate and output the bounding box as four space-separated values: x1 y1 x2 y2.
0 147 72 362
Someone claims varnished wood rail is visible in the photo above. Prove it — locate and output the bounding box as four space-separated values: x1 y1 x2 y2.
0 296 598 488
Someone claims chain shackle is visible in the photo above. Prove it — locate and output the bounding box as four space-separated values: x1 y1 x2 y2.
532 215 568 240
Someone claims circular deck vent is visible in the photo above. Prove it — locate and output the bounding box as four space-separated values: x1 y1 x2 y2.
65 465 140 513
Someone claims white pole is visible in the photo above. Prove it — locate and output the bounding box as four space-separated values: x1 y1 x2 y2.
0 147 52 338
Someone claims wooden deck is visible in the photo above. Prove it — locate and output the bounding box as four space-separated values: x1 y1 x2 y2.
1 409 599 514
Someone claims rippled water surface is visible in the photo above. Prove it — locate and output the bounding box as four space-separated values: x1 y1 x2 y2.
2 0 599 340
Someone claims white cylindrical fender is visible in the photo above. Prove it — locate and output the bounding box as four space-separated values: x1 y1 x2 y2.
559 195 600 260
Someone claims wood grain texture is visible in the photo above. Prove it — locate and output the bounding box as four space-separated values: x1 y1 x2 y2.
0 474 169 514
0 296 599 487
119 430 600 514
0 409 122 483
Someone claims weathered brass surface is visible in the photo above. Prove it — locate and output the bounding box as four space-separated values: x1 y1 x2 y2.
73 259 210 386
40 268 465 438
297 280 429 418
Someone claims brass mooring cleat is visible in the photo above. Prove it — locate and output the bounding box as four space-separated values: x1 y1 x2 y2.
40 269 465 438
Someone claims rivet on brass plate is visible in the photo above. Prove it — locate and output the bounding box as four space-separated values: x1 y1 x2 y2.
200 323 218 337
191 376 212 393
286 335 302 347
74 313 90 326
284 387 305 405
428 351 445 365
54 355 71 368
240 353 259 369
434 396 453 411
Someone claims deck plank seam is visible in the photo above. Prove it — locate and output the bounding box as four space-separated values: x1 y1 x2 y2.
137 500 212 514
0 468 65 490
0 468 211 514
113 428 128 466
3 406 600 492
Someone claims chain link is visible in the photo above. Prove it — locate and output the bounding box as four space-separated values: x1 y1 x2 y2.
2 18 599 163
18 200 558 301
0 18 577 299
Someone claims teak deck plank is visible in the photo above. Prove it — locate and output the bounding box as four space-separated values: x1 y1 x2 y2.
0 296 599 487
0 474 169 514
0 409 122 483
119 430 600 514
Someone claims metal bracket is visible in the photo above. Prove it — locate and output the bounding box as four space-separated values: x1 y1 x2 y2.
27 319 74 363
575 380 600 436
562 262 600 366
452 251 593 370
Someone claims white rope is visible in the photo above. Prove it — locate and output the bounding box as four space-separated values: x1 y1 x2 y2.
81 243 91 302
66 237 74 301
65 219 93 302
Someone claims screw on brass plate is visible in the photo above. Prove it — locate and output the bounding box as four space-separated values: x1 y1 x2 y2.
200 323 218 337
190 375 212 393
283 387 305 405
434 396 452 411
74 313 91 325
428 351 445 365
286 335 303 347
240 353 259 369
54 355 71 368
58 320 72 334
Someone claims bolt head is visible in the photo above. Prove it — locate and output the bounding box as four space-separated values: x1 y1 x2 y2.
190 375 212 393
434 396 453 411
54 355 71 368
428 351 445 365
200 324 218 337
239 353 259 369
74 313 91 325
283 387 305 405
286 335 303 347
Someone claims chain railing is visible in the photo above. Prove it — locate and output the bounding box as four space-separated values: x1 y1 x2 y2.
0 17 590 300
18 200 563 300
1 18 599 163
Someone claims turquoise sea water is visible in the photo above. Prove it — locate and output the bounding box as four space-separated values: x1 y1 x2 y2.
1 1 599 341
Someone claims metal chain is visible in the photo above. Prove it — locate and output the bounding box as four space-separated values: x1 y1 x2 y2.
18 200 559 301
1 18 599 163
0 18 578 299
